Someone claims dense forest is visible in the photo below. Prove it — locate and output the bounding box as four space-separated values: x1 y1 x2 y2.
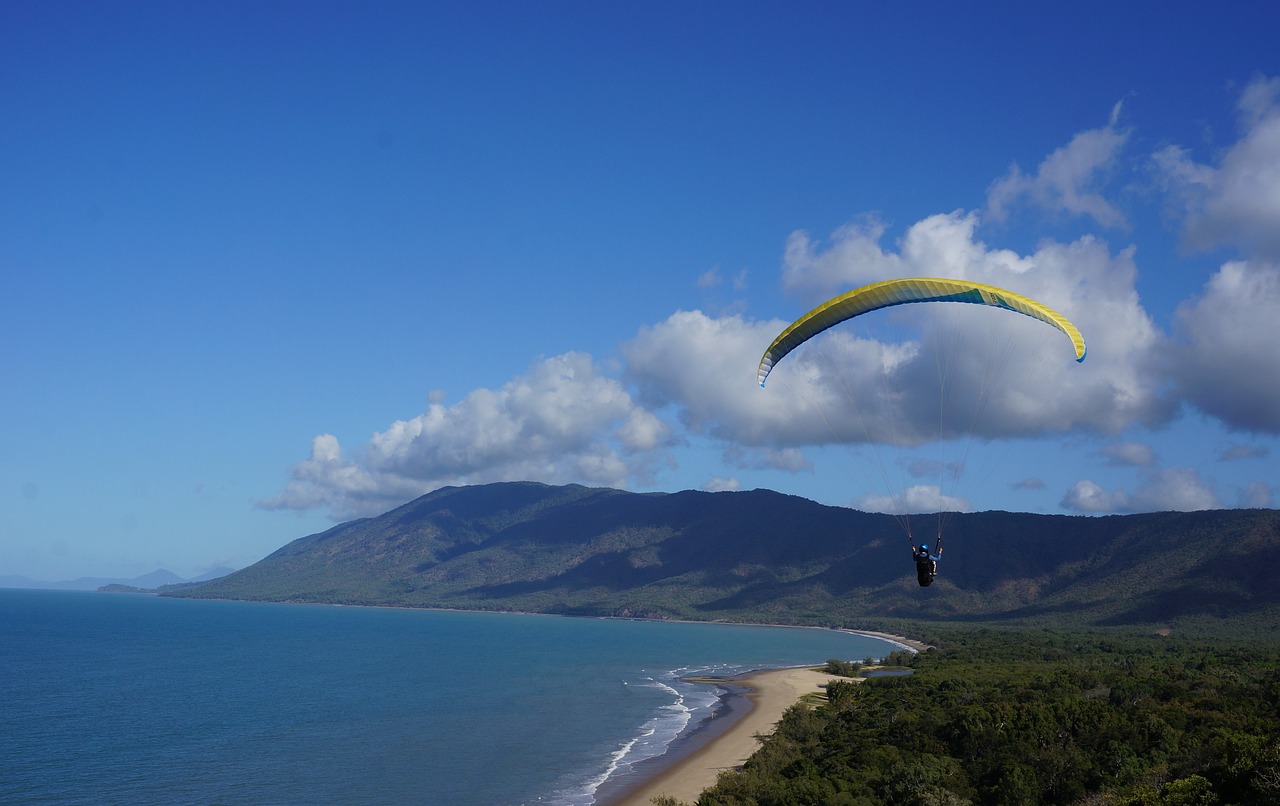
682 629 1280 806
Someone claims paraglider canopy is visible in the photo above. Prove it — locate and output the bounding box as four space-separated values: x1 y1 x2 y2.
755 276 1087 586
757 277 1086 388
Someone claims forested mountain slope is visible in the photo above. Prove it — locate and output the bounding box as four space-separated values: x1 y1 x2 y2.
172 482 1280 636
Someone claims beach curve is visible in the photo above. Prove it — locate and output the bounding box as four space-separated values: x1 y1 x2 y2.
602 667 835 805
600 630 925 805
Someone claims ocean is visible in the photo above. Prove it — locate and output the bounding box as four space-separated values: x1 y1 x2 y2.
0 589 899 805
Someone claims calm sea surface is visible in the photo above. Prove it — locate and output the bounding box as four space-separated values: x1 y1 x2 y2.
0 589 898 805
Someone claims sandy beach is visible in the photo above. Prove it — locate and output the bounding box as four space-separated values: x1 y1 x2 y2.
604 630 926 806
606 666 838 805
843 628 931 653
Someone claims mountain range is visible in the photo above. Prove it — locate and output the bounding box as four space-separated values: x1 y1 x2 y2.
168 482 1280 638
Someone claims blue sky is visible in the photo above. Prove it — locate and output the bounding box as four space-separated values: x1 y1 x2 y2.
5 2 1280 580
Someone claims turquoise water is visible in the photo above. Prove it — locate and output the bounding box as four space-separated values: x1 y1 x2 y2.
0 589 899 805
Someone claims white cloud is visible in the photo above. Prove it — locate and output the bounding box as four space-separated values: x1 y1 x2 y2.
1154 78 1280 434
1155 75 1280 259
1062 468 1220 514
1061 479 1128 513
703 476 740 492
1239 76 1280 127
281 190 1186 519
854 485 969 515
782 216 904 302
623 309 789 443
1170 260 1280 432
264 97 1278 522
615 406 672 452
258 434 422 518
987 102 1129 228
262 353 675 518
1128 468 1221 512
630 211 1172 454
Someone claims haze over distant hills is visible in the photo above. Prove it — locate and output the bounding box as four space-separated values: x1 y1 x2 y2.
169 482 1280 637
1 567 235 592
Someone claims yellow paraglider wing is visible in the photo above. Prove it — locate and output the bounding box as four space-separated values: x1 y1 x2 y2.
757 277 1086 387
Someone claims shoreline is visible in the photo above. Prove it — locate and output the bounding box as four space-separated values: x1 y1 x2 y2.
598 630 924 805
159 593 936 655
153 595 930 804
598 666 842 805
839 628 931 653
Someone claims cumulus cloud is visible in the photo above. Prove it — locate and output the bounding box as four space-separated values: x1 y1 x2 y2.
855 485 969 515
1128 468 1222 511
258 434 423 518
629 211 1172 453
1062 468 1221 514
1155 75 1280 259
261 353 675 519
1153 77 1280 434
781 216 904 302
287 206 1178 518
1061 479 1126 513
622 309 788 442
265 95 1275 522
987 102 1129 228
1169 260 1280 432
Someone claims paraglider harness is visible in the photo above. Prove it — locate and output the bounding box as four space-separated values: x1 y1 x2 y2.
912 535 942 587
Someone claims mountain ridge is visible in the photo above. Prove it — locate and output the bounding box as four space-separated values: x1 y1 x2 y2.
168 482 1280 637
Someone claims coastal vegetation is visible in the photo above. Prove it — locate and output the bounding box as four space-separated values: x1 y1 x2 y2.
823 659 866 677
695 629 1280 806
157 482 1280 803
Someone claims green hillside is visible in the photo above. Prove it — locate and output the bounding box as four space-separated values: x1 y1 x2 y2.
169 482 1280 639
